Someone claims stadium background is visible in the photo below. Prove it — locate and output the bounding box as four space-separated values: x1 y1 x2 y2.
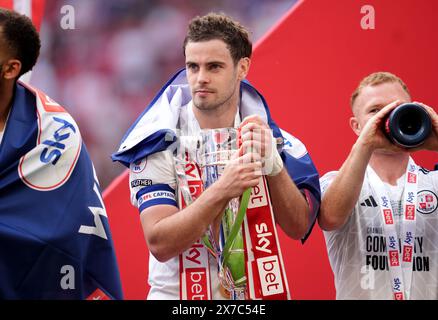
4 0 438 299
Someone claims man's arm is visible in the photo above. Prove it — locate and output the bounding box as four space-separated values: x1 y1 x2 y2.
319 100 403 231
140 153 261 262
240 115 318 240
140 185 227 263
318 143 372 231
266 168 310 239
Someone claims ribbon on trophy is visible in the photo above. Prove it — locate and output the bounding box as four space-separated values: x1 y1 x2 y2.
175 128 290 300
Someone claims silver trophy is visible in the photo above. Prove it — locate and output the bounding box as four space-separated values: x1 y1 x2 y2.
174 128 249 300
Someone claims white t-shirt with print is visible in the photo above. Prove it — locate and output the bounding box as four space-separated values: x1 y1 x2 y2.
321 165 438 299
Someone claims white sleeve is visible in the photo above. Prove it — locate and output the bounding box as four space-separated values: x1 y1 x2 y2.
129 150 178 213
320 170 354 240
319 171 339 195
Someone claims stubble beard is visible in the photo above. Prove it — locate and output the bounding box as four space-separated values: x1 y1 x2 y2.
193 85 237 113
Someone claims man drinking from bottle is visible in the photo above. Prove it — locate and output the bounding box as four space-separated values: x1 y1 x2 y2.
319 72 438 300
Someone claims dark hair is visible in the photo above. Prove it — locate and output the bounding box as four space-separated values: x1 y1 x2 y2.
0 8 41 78
183 12 252 64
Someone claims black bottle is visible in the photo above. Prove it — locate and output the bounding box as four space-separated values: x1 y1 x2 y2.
383 103 432 148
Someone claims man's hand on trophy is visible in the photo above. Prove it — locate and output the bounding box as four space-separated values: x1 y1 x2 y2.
240 115 283 176
215 152 262 200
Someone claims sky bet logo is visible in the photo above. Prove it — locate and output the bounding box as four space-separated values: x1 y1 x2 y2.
40 117 76 165
389 250 399 266
383 209 393 225
394 292 404 300
393 277 402 292
388 236 397 250
393 278 403 300
381 196 390 208
257 256 284 296
404 232 413 246
407 191 415 203
403 245 413 262
407 172 417 183
405 204 415 220
19 114 81 191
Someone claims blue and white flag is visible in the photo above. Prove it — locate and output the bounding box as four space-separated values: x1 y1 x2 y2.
0 82 123 299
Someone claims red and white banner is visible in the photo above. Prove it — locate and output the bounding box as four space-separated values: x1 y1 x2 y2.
177 149 290 300
178 159 212 300
243 176 290 300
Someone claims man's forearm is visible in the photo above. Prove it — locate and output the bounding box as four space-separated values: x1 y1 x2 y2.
319 142 372 231
267 168 310 240
143 184 229 262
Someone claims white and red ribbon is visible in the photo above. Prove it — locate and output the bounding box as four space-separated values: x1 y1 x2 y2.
367 158 418 300
243 176 290 300
178 155 290 300
178 159 212 300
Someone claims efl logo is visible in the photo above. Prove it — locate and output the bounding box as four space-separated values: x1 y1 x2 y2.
256 256 284 296
139 191 175 206
389 250 399 266
383 209 393 224
131 158 147 173
407 172 417 183
405 205 415 220
185 268 209 300
403 245 413 262
248 178 268 209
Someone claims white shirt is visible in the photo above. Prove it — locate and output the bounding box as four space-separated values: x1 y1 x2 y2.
321 165 438 299
129 101 240 300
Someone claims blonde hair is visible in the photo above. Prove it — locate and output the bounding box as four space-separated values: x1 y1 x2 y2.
350 72 411 108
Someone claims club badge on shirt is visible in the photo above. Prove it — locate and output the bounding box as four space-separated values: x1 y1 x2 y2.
417 190 438 214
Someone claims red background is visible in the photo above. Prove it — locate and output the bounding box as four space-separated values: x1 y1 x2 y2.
104 0 438 299
0 0 45 31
